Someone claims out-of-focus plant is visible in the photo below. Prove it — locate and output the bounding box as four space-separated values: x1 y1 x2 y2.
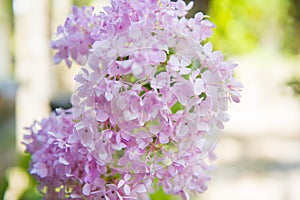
282 0 300 96
208 0 288 55
18 154 42 200
282 0 300 55
73 0 93 7
288 78 300 97
208 0 300 106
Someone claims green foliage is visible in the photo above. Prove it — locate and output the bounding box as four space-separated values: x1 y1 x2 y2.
73 0 93 7
171 101 184 114
288 78 300 96
19 184 42 200
208 0 288 55
281 0 300 54
18 154 43 200
150 187 180 200
0 177 8 200
208 0 258 55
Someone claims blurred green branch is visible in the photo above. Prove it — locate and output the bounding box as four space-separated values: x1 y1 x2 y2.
282 0 300 54
73 0 93 7
288 78 300 96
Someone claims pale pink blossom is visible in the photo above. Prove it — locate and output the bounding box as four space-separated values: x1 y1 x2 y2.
25 0 242 199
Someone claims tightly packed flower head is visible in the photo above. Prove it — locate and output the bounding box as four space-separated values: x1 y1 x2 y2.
24 0 242 199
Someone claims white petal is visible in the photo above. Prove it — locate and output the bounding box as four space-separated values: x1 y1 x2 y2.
105 92 113 101
116 59 133 69
58 156 69 165
77 127 93 148
124 173 131 181
202 71 220 85
194 78 204 95
107 49 117 58
118 180 125 188
82 183 91 196
177 123 189 137
180 67 191 75
132 63 143 76
169 55 180 66
135 184 147 193
98 147 108 160
124 184 131 195
70 194 81 198
180 58 191 67
150 125 160 134
159 134 169 144
116 95 127 110
186 1 194 10
203 42 212 54
96 110 109 122
197 122 209 131
123 110 138 121
172 66 180 71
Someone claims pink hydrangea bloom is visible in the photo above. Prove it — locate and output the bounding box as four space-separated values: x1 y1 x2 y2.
24 0 242 199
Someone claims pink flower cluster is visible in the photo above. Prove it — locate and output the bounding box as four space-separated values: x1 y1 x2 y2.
24 0 242 199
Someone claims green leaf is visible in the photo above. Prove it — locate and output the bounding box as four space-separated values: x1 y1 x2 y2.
168 48 176 55
150 187 180 200
143 83 152 91
171 101 184 114
73 0 93 7
199 92 207 100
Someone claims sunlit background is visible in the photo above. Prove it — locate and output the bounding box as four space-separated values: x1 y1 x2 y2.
0 0 300 199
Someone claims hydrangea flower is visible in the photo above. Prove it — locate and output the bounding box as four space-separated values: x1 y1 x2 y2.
24 0 242 199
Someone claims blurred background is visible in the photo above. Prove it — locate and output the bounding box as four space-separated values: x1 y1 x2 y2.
0 0 299 199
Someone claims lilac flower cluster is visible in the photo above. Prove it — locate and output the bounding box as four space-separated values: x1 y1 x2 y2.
24 0 242 199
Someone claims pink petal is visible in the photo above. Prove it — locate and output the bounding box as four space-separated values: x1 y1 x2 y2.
218 98 228 111
32 162 48 178
53 53 63 64
168 165 177 177
116 133 121 144
98 145 108 160
151 50 166 64
67 133 78 144
176 0 186 10
179 190 190 200
231 91 241 103
77 127 93 148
